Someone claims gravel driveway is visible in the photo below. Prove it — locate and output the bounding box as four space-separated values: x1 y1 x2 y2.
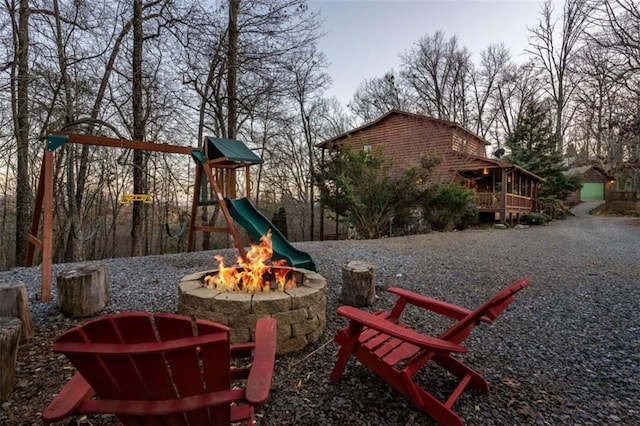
1 203 638 425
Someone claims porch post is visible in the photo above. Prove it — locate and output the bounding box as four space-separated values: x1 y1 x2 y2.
500 168 508 224
319 148 325 240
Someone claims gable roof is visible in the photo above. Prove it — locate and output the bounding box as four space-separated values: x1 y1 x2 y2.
205 136 263 164
454 153 545 182
564 164 613 179
316 109 492 148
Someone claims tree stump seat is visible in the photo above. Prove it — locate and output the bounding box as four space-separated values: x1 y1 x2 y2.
56 264 109 318
341 260 377 307
0 317 21 402
0 282 34 340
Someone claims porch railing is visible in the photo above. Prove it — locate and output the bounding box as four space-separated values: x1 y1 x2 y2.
506 193 533 210
475 192 499 208
475 192 533 210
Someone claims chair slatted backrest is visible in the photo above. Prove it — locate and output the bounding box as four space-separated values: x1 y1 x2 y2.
440 278 531 344
53 312 232 425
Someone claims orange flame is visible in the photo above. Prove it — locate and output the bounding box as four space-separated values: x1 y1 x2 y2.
203 230 298 293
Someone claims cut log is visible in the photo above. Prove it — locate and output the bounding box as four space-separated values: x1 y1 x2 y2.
56 264 109 318
341 260 376 307
0 317 21 402
0 282 34 340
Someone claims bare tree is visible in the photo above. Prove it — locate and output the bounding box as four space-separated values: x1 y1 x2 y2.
319 97 355 138
591 0 640 88
6 0 30 266
284 45 330 240
44 0 93 261
400 30 472 124
570 41 622 162
527 0 592 152
592 0 640 163
227 0 239 139
469 43 513 139
349 71 411 122
129 0 146 256
489 62 545 148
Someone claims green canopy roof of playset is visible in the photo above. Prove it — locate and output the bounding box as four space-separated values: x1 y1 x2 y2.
204 136 263 164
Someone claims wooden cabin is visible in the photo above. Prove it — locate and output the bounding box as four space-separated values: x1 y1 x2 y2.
317 110 544 227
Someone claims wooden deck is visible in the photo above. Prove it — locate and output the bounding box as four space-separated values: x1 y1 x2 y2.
475 192 534 224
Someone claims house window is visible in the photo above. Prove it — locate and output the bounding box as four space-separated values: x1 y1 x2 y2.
363 144 372 155
452 136 469 153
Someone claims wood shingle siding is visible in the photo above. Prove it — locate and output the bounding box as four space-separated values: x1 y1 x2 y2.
320 111 489 184
318 110 544 226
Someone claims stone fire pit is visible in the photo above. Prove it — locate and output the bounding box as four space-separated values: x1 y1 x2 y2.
178 267 327 354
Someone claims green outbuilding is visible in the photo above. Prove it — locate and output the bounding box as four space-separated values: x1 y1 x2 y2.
565 165 614 203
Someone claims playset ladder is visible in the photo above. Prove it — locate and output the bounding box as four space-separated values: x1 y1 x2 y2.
187 152 247 260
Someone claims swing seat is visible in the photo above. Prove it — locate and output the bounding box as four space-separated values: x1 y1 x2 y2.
119 194 153 204
330 278 531 425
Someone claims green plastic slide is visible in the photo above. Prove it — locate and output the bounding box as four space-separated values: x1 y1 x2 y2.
224 197 317 271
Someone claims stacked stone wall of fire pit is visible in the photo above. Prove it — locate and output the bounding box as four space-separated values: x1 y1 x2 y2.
178 269 326 354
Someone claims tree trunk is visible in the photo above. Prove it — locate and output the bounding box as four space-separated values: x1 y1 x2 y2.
131 0 147 256
227 0 239 139
13 0 30 267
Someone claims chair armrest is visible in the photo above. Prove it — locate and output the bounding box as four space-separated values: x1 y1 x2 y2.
388 287 490 322
78 389 247 416
245 317 277 405
337 306 466 353
42 372 94 422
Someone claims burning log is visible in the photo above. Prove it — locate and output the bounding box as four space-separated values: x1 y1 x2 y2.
0 317 21 402
203 230 297 293
56 264 109 318
341 260 377 307
0 282 34 340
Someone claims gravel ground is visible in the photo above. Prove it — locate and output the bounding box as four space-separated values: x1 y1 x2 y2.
1 202 639 425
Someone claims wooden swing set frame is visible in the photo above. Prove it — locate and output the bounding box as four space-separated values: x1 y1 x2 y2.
27 133 251 302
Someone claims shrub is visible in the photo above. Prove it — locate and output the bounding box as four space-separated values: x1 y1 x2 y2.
456 203 479 230
314 143 440 239
520 212 550 225
422 184 478 231
537 196 569 219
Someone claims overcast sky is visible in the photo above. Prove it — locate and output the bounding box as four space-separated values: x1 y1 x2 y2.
309 0 551 106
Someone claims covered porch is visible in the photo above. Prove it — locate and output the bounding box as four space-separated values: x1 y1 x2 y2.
456 161 544 225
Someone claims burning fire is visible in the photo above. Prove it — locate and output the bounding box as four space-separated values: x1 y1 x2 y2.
203 230 298 293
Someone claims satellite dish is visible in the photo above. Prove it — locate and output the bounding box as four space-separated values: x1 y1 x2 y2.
493 148 505 158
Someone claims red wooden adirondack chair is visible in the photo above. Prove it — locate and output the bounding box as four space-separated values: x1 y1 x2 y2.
331 278 531 426
43 312 277 425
